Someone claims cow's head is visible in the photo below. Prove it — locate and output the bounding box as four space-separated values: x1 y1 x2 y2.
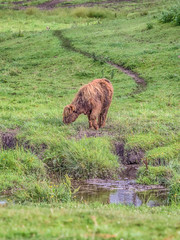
63 104 78 124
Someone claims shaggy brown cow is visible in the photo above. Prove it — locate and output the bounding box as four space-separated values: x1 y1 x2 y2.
63 78 113 130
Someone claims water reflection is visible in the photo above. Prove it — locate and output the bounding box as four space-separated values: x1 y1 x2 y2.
74 179 168 207
0 200 7 206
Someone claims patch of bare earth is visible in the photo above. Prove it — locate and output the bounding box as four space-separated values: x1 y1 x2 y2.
37 0 70 9
0 129 19 150
74 128 110 139
9 0 136 10
58 0 135 9
115 142 144 165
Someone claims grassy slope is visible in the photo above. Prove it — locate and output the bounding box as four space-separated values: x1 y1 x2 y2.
62 0 180 186
0 0 179 192
0 0 180 239
0 8 133 193
0 203 180 240
0 0 111 9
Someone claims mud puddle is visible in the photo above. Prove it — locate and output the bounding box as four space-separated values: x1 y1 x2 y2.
73 166 168 207
73 179 168 206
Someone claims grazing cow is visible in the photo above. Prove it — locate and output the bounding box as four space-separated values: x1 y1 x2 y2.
63 78 113 130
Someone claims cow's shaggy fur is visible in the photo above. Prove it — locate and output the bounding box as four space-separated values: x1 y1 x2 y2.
63 78 113 130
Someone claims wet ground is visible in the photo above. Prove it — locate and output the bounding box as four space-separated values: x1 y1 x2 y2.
0 165 168 207
73 166 169 207
73 179 168 206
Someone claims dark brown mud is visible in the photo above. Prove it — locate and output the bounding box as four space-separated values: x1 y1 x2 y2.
115 142 144 164
0 129 47 158
54 30 146 94
0 129 18 150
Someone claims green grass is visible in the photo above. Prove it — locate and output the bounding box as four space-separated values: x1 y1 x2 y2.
0 0 180 239
0 148 73 203
0 0 179 200
60 0 180 187
44 137 119 179
0 203 180 240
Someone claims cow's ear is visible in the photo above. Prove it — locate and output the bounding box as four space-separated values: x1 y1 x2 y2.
70 104 76 112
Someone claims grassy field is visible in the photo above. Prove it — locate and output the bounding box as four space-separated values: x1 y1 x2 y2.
0 203 180 240
0 0 180 238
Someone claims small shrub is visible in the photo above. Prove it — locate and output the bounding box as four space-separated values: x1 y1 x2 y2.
25 7 40 16
137 166 172 186
141 11 148 16
168 176 180 204
71 7 113 19
174 12 180 25
159 5 180 26
14 175 74 203
0 148 45 175
144 143 180 166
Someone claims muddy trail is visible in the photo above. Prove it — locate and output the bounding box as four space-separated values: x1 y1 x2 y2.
37 0 135 10
54 30 146 94
8 0 136 10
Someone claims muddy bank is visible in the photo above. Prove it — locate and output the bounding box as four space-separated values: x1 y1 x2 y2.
0 129 18 150
0 129 47 159
115 142 144 164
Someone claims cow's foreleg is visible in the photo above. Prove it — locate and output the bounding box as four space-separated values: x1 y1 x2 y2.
87 114 93 129
98 114 102 128
89 110 99 130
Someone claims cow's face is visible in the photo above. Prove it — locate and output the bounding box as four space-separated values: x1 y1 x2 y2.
63 104 78 124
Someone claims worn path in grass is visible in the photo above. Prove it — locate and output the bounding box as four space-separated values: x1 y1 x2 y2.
8 0 136 9
54 30 146 94
37 0 134 9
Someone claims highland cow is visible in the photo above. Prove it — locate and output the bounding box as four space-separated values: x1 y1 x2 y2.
63 78 113 130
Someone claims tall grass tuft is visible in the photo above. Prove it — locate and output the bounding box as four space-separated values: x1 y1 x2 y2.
159 4 180 25
44 137 119 179
71 7 114 19
25 7 40 16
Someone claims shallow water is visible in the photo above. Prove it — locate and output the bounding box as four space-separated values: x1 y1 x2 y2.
0 166 168 207
73 169 168 207
0 199 7 206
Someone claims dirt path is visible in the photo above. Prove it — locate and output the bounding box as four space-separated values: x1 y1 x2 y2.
54 30 146 91
9 0 136 10
38 0 135 9
37 0 70 9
